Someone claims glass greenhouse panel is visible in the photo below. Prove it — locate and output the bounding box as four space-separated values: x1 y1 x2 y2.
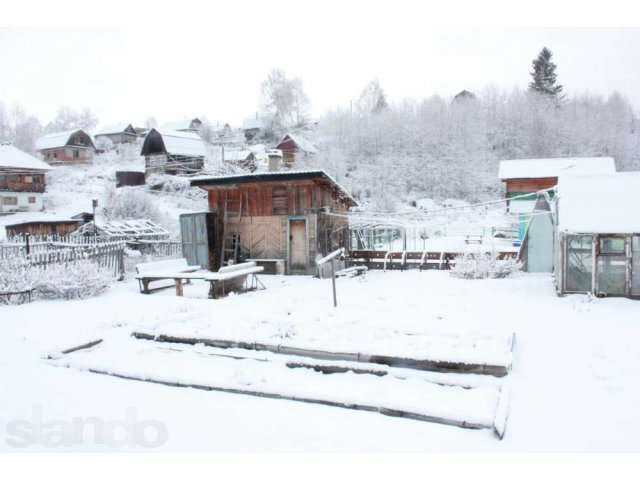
565 235 593 292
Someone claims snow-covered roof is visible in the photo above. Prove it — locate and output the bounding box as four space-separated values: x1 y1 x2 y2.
35 130 93 151
95 123 135 136
161 119 201 131
499 157 616 180
190 169 357 206
0 144 52 171
155 129 206 157
557 172 640 233
278 134 317 154
224 150 255 162
242 118 264 130
101 219 169 238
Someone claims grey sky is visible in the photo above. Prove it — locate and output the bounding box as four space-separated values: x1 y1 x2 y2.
1 28 639 130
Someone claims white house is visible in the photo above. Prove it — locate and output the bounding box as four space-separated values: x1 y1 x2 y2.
0 143 51 213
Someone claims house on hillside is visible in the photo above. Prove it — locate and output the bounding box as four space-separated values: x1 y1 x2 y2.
189 170 357 274
140 128 206 176
275 134 317 165
223 150 256 170
161 118 203 133
0 144 51 213
555 173 640 299
35 129 96 164
242 118 264 141
94 123 137 145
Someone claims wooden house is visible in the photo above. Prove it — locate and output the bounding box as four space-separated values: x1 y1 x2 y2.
242 118 264 141
94 123 138 145
35 129 96 164
161 118 203 133
0 144 51 213
555 173 640 299
140 128 206 176
275 134 317 165
190 170 357 274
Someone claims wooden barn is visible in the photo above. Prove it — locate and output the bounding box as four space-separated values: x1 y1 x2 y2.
35 129 96 164
0 144 51 213
161 118 203 133
140 128 206 176
555 173 640 299
242 118 264 141
189 170 357 274
275 134 317 165
94 123 137 145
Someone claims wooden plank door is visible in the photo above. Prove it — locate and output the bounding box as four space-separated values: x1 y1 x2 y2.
288 218 307 273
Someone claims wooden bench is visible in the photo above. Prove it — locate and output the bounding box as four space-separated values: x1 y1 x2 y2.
246 258 286 275
464 234 483 244
204 262 265 299
135 258 203 295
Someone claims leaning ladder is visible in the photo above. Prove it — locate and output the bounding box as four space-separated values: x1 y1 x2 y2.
220 194 243 267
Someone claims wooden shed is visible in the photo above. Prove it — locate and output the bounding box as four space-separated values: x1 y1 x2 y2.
35 129 96 164
140 128 206 176
190 170 357 274
5 217 82 237
555 173 640 299
94 123 137 145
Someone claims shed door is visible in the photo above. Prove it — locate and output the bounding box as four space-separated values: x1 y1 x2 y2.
289 219 307 273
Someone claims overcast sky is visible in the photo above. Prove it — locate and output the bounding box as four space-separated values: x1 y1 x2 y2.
1 27 639 130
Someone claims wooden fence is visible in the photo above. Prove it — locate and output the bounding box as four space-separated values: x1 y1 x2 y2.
348 249 518 271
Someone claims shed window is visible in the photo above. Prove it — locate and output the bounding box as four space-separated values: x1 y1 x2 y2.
2 196 18 206
9 174 19 182
565 235 593 292
73 150 80 158
0 174 5 182
597 235 627 296
28 196 36 204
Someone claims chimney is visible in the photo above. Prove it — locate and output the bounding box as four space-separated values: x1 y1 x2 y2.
268 155 280 172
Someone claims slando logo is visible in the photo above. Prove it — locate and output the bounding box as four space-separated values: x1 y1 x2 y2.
4 405 168 449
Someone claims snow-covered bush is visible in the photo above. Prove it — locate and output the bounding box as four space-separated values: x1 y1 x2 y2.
146 174 191 194
34 260 115 300
101 185 165 225
0 257 37 304
0 258 115 303
450 252 521 280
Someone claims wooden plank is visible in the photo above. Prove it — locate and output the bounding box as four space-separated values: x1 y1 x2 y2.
131 332 511 377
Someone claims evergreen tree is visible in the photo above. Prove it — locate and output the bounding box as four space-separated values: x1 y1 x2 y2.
528 47 563 97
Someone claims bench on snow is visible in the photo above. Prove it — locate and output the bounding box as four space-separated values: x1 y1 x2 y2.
135 259 265 298
135 258 204 294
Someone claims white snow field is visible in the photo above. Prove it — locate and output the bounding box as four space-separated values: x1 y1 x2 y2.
1 269 640 452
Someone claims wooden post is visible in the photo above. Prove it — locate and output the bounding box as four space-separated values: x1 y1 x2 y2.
331 258 337 307
25 233 30 255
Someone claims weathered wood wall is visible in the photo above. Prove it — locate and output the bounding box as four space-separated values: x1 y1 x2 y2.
505 177 557 193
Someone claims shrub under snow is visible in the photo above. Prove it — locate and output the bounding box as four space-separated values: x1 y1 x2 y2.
450 252 522 280
0 258 115 304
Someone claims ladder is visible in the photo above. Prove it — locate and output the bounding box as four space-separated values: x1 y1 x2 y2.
220 194 243 267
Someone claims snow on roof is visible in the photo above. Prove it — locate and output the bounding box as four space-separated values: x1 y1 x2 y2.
161 119 201 131
557 172 640 233
190 169 357 206
157 129 206 157
0 144 52 171
35 130 94 151
278 134 317 154
242 118 264 130
498 157 616 180
224 150 254 162
95 123 134 136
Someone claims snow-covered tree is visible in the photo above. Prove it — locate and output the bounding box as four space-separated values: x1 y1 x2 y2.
356 80 389 115
528 47 563 98
260 68 311 130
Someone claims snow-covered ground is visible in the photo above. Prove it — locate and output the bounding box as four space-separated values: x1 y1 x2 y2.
2 269 639 451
